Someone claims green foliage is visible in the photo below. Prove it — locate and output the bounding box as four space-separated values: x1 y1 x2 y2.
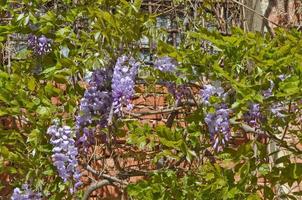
0 0 302 199
127 165 258 200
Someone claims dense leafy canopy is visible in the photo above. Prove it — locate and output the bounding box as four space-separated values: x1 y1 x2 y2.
0 0 301 199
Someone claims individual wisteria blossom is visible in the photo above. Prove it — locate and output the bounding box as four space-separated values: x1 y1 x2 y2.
200 83 225 105
75 68 113 149
243 103 263 129
204 107 231 151
28 34 52 55
263 80 274 98
278 74 288 81
154 56 177 72
11 184 42 200
47 122 82 193
264 76 291 118
112 55 139 113
270 102 286 118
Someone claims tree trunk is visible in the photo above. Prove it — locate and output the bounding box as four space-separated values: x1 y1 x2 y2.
244 0 263 32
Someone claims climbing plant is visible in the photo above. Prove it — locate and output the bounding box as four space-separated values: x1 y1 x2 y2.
0 0 301 199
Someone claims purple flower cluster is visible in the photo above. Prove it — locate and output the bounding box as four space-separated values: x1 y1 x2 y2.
200 83 231 151
244 103 262 128
200 84 225 105
76 68 113 149
112 56 139 113
47 122 82 193
154 56 177 72
166 82 190 100
11 184 41 200
204 107 231 151
28 34 52 55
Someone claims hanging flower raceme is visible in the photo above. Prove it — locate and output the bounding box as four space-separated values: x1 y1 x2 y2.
205 107 231 152
28 34 52 55
11 184 42 200
75 68 113 149
201 83 231 151
47 121 82 193
154 56 177 72
112 55 140 113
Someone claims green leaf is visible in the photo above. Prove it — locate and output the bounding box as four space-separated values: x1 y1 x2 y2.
16 13 24 21
0 146 10 158
159 137 182 148
258 164 270 176
55 27 71 38
28 77 36 91
42 168 55 176
94 31 101 41
132 0 142 12
53 74 67 84
0 109 7 116
27 129 42 145
36 106 51 117
247 194 261 200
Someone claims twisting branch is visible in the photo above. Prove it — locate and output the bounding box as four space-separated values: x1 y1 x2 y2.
86 165 128 185
82 180 110 200
125 107 183 117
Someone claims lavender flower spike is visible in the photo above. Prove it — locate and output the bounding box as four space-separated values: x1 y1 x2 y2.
47 122 82 193
75 68 113 149
112 55 139 113
204 107 231 151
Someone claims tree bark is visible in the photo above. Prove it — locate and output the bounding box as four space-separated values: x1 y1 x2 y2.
244 0 263 32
